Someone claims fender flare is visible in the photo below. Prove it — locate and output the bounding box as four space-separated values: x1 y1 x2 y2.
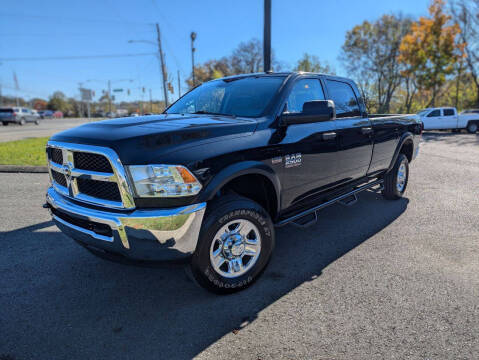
387 132 414 172
197 161 281 214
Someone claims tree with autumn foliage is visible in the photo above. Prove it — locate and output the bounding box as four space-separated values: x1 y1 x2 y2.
340 14 412 113
186 58 233 88
399 0 465 107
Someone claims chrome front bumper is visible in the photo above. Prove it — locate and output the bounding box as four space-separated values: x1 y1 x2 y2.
46 187 206 261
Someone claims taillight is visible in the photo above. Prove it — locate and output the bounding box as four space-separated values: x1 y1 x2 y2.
12 112 16 117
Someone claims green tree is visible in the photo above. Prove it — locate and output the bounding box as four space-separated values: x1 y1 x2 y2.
341 14 412 113
294 53 335 74
399 0 465 107
48 91 71 113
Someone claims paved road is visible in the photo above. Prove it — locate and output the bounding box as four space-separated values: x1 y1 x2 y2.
0 118 92 142
1 132 478 359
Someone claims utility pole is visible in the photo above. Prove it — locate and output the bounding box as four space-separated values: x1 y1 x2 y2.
263 0 272 72
149 88 153 113
190 32 197 87
177 70 181 98
78 82 84 118
108 80 112 113
156 23 169 108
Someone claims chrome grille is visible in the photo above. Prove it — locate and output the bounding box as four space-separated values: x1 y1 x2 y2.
51 169 67 188
49 148 63 164
73 152 113 173
77 178 121 202
46 141 135 209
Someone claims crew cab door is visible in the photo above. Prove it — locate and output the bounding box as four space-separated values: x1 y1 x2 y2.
276 77 339 208
442 108 458 129
422 109 441 129
324 78 373 182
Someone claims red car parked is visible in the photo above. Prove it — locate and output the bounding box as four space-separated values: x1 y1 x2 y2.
52 111 63 119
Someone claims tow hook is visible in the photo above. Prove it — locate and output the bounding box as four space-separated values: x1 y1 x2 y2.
42 203 51 209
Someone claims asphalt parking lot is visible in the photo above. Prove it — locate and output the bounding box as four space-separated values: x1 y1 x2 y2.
1 132 478 360
0 118 90 142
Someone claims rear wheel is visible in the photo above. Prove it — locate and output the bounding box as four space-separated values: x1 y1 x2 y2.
382 153 409 200
34 120 40 125
2 122 8 126
191 194 274 294
466 122 478 134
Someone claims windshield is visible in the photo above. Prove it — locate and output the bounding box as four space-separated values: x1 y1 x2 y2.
417 109 430 116
166 76 285 117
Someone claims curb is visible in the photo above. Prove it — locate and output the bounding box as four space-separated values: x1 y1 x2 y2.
0 165 48 173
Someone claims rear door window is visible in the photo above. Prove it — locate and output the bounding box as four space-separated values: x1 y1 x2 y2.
286 79 325 113
325 80 361 118
443 109 455 116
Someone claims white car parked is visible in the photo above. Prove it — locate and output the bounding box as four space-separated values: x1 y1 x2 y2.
417 107 479 133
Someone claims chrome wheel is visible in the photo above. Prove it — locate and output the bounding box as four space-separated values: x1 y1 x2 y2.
209 219 261 278
396 161 407 192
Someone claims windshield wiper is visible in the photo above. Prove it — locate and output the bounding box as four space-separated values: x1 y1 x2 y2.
192 111 236 118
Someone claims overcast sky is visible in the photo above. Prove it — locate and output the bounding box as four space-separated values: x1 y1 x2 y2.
0 0 431 103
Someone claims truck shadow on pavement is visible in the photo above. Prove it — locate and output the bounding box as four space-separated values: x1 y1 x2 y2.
421 131 479 146
1 191 408 360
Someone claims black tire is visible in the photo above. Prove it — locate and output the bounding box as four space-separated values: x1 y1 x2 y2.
382 153 409 200
2 122 8 126
190 194 275 294
35 120 40 125
466 122 478 134
19 118 26 125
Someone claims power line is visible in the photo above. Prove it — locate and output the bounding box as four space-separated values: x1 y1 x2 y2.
0 53 157 62
0 13 153 26
0 31 153 37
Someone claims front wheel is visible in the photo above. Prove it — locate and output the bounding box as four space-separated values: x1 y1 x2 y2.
191 195 275 294
2 122 8 126
19 118 26 125
466 122 478 134
382 153 409 200
34 120 40 125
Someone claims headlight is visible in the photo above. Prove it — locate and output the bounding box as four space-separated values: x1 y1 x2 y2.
127 165 202 198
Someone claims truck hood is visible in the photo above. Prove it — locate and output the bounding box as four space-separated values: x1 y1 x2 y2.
50 114 258 164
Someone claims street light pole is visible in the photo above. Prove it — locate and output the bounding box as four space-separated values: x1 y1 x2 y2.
190 32 197 87
156 23 169 108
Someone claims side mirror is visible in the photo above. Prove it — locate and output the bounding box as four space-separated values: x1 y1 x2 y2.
281 100 336 126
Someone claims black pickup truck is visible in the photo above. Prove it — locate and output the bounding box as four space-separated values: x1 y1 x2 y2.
44 72 421 293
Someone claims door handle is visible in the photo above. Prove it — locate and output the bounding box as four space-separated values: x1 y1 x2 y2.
322 132 337 140
361 127 373 135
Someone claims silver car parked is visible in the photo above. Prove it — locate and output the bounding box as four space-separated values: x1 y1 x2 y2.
0 107 41 125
